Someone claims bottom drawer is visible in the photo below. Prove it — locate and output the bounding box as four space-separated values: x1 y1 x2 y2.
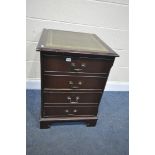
43 106 98 117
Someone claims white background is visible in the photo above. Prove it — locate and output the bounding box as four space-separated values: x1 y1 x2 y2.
0 0 155 155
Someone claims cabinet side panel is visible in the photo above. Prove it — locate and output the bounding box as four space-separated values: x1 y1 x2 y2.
40 52 44 118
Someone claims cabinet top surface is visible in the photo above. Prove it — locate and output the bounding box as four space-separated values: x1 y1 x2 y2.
36 29 118 57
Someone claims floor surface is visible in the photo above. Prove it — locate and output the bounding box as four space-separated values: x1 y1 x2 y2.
26 90 129 155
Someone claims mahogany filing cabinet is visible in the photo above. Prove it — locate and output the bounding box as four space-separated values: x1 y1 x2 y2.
36 29 119 129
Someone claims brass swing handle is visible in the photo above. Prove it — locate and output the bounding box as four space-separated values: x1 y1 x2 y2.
68 81 82 89
65 109 78 114
67 96 80 104
71 63 86 72
74 68 83 71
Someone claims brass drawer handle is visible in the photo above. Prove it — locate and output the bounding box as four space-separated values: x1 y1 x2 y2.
65 109 77 114
74 68 83 71
68 81 82 89
78 81 82 85
71 63 86 72
68 81 82 85
81 63 86 68
71 86 79 89
71 62 76 67
67 96 80 104
76 96 80 101
69 81 73 85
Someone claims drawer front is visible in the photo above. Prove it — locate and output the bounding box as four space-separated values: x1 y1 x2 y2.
43 106 98 117
43 54 114 74
43 75 107 90
43 91 102 104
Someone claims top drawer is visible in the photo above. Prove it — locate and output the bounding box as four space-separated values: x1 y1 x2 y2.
42 54 114 74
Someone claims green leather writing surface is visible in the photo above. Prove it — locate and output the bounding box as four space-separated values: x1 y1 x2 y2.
37 29 118 57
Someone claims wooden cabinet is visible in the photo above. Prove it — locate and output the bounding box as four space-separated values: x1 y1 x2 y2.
36 29 119 129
